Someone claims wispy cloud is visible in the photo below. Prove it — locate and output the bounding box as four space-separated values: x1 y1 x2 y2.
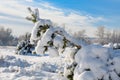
0 0 104 37
26 0 33 2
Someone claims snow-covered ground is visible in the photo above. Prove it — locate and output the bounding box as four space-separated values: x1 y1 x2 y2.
0 46 66 80
0 45 120 80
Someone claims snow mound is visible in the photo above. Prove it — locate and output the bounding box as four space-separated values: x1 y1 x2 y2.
0 46 67 80
0 55 31 68
48 47 59 57
74 45 120 80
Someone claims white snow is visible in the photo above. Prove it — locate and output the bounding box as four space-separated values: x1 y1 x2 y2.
77 71 95 80
35 27 54 54
112 56 120 74
0 46 66 80
63 47 77 63
30 20 52 43
48 47 59 57
74 44 120 80
103 43 113 48
0 43 120 80
53 34 64 48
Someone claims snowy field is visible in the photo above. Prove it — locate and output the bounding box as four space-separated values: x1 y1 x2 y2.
0 46 66 80
0 45 120 80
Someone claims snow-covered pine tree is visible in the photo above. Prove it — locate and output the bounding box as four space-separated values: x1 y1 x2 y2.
26 7 120 80
16 7 40 55
16 40 34 55
26 7 82 80
16 33 35 55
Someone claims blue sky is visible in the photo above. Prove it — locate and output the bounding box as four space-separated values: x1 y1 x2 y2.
43 0 120 27
0 0 120 37
43 0 120 15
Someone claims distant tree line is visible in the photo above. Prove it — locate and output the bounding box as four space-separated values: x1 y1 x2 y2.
0 26 31 46
72 26 120 45
0 25 119 46
0 27 18 46
95 26 120 45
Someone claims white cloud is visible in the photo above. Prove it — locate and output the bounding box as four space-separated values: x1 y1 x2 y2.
26 0 33 2
0 0 104 37
39 2 61 11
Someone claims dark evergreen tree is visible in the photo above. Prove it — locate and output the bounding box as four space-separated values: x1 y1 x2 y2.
16 40 35 55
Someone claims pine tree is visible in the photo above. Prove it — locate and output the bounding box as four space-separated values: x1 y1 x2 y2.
25 7 120 80
26 7 82 80
16 32 35 55
16 40 34 55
